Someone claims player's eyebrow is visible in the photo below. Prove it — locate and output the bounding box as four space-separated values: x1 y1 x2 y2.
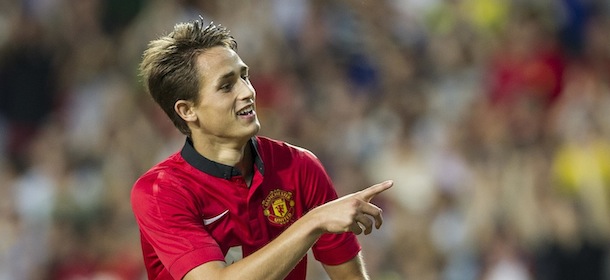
218 70 236 81
216 65 249 85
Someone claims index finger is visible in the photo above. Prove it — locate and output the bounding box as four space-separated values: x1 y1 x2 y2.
358 180 393 202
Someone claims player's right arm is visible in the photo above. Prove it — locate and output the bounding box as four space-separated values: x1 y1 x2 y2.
183 180 393 280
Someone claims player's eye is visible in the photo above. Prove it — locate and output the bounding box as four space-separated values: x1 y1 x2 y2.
220 83 233 92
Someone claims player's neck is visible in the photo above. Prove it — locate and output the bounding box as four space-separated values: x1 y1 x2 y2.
191 134 252 169
236 146 254 186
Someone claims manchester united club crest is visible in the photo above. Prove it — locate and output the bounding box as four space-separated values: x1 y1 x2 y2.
262 189 295 226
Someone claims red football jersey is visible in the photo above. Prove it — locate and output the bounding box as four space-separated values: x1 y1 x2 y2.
131 136 361 279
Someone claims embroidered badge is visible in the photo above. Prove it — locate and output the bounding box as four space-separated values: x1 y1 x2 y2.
262 189 295 226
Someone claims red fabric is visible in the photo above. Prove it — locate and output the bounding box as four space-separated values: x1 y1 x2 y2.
131 136 360 279
487 47 565 108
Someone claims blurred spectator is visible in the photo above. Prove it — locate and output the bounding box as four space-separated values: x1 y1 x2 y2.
0 11 59 170
0 0 609 279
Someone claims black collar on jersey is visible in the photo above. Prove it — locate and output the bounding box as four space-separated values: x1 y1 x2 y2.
181 137 265 179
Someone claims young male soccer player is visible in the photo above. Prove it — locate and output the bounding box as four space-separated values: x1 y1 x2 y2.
131 18 393 280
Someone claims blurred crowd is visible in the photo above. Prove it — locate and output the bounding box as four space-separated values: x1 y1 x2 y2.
1 0 610 279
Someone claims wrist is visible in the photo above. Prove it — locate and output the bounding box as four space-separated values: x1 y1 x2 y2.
300 208 326 237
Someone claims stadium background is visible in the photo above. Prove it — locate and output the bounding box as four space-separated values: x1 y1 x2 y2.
1 0 610 279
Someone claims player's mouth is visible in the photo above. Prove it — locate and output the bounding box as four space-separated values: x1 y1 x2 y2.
236 105 255 118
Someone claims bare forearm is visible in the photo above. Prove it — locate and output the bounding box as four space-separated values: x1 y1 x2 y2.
185 180 393 280
186 214 323 280
225 215 321 279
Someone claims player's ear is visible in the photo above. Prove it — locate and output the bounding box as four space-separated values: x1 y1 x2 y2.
175 100 197 122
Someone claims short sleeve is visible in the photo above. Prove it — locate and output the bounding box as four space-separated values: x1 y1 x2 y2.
131 171 225 279
295 149 362 265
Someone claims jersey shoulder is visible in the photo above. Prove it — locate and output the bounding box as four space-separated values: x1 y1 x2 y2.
255 136 319 161
132 151 191 196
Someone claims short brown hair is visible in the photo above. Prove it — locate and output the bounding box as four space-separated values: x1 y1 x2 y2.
139 19 237 137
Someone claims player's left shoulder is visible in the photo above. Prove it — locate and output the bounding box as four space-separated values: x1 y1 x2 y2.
255 136 318 160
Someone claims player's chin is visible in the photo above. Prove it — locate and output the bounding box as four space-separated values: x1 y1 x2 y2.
250 120 261 134
238 122 260 138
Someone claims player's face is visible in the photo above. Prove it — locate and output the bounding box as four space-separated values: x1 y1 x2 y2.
192 46 260 142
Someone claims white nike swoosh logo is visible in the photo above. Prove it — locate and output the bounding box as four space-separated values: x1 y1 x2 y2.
203 210 229 225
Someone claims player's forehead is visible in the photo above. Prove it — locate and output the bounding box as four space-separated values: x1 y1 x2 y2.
196 46 246 83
